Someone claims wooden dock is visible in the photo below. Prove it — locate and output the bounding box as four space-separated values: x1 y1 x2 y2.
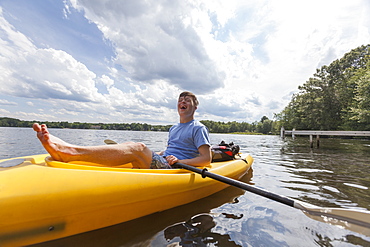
280 128 370 148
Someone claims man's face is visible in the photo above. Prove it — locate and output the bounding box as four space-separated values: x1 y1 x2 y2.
177 96 197 117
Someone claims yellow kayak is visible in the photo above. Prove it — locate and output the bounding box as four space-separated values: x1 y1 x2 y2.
0 153 253 246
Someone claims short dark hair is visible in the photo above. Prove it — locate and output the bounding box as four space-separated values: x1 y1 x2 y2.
179 91 199 106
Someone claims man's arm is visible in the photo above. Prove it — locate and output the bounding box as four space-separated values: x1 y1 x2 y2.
166 144 211 167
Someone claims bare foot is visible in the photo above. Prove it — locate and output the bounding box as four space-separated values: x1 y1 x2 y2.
33 123 73 162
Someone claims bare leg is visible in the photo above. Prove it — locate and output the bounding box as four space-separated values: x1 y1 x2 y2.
33 123 152 168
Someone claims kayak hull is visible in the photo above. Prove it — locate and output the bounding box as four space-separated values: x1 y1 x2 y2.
0 154 253 246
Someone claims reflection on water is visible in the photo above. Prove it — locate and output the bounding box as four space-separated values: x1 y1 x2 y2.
1 128 370 246
164 214 242 247
279 137 370 210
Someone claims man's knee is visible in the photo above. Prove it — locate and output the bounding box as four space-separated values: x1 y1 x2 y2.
130 142 152 168
132 142 148 152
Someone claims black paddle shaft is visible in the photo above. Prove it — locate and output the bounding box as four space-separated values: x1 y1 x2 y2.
174 163 295 208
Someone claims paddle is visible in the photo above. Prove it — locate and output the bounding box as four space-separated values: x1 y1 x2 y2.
173 162 370 236
103 139 370 235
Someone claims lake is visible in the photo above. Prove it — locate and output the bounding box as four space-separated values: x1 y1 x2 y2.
0 127 369 246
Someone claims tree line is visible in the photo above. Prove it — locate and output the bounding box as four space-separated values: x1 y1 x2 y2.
0 117 277 134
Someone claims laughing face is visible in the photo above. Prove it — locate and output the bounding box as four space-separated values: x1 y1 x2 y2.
177 95 197 121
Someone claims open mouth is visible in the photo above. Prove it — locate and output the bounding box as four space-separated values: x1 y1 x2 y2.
180 105 187 109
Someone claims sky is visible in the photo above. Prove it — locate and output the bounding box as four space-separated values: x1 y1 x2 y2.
0 0 369 125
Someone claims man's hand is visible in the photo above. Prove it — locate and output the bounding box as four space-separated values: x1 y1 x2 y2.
165 155 179 166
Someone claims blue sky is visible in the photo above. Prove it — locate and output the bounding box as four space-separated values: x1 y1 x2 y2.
0 0 369 124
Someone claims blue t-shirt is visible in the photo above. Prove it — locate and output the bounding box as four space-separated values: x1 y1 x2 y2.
164 120 210 160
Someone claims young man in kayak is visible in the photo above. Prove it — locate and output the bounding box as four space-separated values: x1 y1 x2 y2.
33 91 211 169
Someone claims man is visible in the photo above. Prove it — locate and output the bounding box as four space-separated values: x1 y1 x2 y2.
33 92 211 169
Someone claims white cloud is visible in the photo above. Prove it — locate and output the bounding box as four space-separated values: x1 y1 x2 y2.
203 0 370 120
0 10 108 104
69 0 224 93
99 75 114 88
0 99 17 106
1 46 107 103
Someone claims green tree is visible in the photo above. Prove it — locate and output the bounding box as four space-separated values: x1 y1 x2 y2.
344 60 370 130
277 44 370 130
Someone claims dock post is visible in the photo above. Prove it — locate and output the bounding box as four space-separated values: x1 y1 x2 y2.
316 135 320 148
280 127 285 138
292 128 295 139
309 135 313 148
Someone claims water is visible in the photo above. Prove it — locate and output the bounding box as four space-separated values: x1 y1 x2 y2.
1 127 369 246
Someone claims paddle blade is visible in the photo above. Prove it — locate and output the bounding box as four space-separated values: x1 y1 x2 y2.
295 201 370 236
104 139 117 145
